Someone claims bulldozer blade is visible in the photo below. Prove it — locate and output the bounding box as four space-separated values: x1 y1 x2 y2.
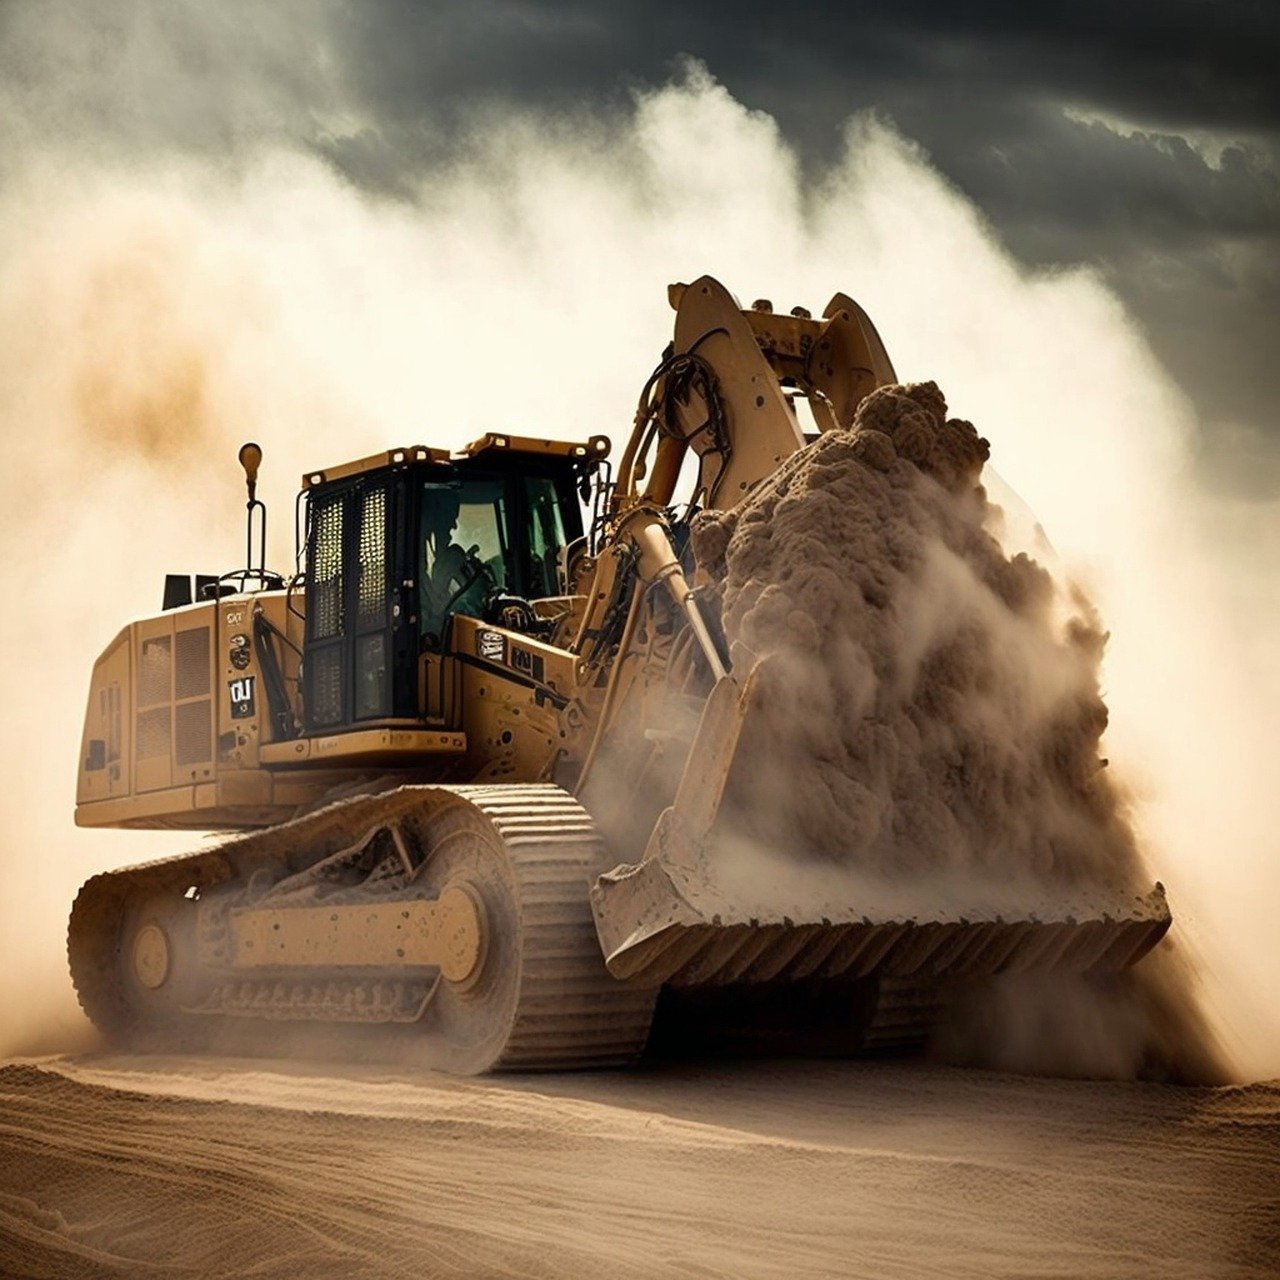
591 657 1171 990
590 836 1172 988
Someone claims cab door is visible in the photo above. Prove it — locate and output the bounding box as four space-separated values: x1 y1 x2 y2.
303 473 417 731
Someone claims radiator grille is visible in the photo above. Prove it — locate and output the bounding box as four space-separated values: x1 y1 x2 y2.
136 706 171 760
137 636 171 706
357 485 388 630
174 627 211 699
174 700 212 766
311 495 345 640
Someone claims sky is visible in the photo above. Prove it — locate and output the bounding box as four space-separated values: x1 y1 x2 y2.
3 0 1277 498
0 1 1277 1076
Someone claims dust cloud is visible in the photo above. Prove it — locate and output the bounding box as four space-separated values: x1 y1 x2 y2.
0 23 1275 1079
694 382 1224 1081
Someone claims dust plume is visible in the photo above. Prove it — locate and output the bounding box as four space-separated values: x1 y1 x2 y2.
696 382 1223 1080
0 15 1275 1078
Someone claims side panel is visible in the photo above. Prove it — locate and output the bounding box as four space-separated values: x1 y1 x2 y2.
449 615 575 781
77 593 332 830
77 629 131 805
212 591 304 773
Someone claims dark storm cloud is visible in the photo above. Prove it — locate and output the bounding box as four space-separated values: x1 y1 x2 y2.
283 2 1264 470
319 0 1280 144
2 0 1276 492
319 1 1280 495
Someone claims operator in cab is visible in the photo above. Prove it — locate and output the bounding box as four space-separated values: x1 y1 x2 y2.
420 487 491 642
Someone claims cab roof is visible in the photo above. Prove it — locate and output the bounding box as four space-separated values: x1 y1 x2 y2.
301 432 611 489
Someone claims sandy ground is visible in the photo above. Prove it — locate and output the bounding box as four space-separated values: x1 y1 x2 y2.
0 1055 1276 1279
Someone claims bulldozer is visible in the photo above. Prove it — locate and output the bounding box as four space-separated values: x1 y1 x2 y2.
70 276 1172 1072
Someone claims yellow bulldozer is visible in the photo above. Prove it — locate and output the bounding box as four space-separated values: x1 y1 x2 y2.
71 276 1171 1072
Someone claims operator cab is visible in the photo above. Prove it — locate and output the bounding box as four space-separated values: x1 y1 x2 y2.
300 433 608 734
419 466 573 643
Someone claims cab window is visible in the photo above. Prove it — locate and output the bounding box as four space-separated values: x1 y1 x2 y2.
524 475 568 599
420 478 509 641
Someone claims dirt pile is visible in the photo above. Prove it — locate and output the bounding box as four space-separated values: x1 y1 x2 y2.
691 382 1224 1080
694 381 1133 885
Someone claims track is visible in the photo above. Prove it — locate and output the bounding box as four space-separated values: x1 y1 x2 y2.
457 785 658 1069
67 784 657 1072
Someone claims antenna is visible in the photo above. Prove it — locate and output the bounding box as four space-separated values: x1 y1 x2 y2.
238 441 267 577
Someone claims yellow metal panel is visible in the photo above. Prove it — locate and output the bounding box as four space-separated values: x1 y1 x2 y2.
76 785 199 828
259 726 466 767
451 615 581 697
213 594 265 769
671 276 806 508
215 770 274 808
77 630 131 804
229 885 483 982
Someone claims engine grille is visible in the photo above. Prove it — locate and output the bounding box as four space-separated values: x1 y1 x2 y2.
137 636 171 706
174 700 212 767
136 707 171 760
175 626 211 699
